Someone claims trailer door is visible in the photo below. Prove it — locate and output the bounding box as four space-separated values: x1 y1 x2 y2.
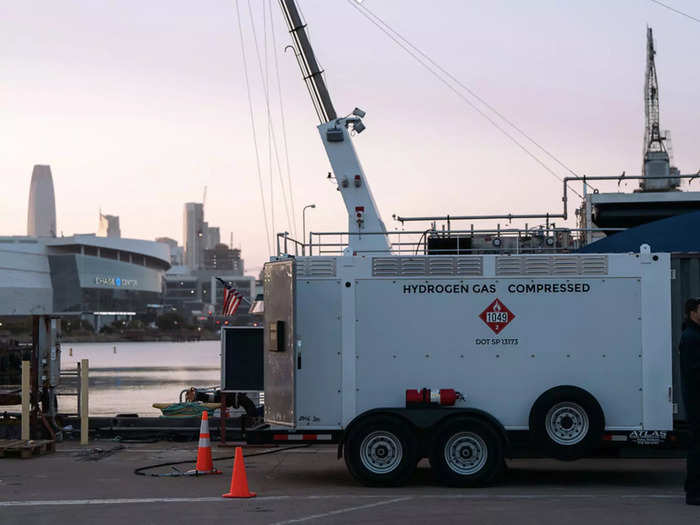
263 259 296 426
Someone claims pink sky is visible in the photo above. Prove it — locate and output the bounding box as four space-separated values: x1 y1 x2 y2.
1 1 699 272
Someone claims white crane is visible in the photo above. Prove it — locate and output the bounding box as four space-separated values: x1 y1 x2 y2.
278 0 390 254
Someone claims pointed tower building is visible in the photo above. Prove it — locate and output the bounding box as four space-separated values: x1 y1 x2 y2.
27 165 57 237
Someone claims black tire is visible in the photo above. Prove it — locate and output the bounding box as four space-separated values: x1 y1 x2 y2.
429 417 504 487
529 386 604 461
343 415 418 486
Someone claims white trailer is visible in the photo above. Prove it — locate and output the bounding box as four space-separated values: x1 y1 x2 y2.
249 247 674 486
243 1 678 487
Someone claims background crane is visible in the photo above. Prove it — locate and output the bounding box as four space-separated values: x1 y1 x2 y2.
640 27 679 191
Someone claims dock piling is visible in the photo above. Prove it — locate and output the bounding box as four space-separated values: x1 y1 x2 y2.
21 360 30 440
79 359 89 445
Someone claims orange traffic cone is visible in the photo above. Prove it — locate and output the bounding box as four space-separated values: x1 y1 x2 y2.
194 410 221 475
222 446 256 498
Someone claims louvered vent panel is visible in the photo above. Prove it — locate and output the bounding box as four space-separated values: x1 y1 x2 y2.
307 259 336 277
580 255 608 275
552 257 579 275
495 257 523 276
428 258 456 275
455 257 483 276
372 257 401 276
400 258 428 276
496 255 609 276
523 256 552 275
372 256 484 276
296 258 336 277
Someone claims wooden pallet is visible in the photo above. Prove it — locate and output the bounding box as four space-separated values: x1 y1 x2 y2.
0 439 55 459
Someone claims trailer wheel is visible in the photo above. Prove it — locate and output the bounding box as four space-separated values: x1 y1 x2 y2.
429 417 504 487
344 415 417 486
529 386 604 461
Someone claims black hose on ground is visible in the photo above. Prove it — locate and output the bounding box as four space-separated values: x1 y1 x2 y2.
133 444 311 477
234 393 258 418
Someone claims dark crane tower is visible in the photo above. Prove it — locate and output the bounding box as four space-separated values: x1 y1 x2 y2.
644 27 664 155
640 27 678 191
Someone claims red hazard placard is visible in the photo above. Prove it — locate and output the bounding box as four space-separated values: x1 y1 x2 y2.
479 299 515 334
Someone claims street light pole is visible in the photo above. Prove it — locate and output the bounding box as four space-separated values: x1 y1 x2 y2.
302 204 316 253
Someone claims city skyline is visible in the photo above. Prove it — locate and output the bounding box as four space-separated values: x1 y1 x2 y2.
2 1 699 271
16 163 243 272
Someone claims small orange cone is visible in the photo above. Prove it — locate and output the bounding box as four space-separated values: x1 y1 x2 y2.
194 410 221 475
222 446 256 498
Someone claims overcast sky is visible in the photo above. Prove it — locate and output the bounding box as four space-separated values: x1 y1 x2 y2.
1 0 699 272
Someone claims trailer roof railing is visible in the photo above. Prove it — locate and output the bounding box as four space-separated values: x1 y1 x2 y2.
276 227 625 257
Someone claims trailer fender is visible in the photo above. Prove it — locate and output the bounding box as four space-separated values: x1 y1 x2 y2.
529 385 605 460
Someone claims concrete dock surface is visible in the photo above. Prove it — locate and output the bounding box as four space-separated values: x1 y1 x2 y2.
1 441 698 524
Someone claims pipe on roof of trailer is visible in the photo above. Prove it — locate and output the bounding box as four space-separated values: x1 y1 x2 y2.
395 174 700 225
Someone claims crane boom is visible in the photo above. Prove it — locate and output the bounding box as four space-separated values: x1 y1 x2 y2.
640 27 677 192
278 0 390 253
644 27 664 154
278 0 336 123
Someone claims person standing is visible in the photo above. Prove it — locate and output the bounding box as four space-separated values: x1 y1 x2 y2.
680 298 700 505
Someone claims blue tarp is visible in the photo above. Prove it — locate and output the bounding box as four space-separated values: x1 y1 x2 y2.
577 211 700 253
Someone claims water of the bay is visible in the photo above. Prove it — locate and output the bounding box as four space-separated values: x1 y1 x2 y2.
59 340 221 416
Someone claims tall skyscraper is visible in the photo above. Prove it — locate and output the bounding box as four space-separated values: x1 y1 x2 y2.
206 226 220 249
97 213 121 238
27 165 57 237
183 202 204 269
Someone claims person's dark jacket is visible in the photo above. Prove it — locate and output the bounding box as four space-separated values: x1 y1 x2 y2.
680 320 700 425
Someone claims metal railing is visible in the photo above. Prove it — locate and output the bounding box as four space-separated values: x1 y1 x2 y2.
276 226 624 257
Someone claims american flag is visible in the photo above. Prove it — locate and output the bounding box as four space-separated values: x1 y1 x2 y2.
217 278 242 316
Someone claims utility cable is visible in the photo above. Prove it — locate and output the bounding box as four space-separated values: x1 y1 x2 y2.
346 0 584 199
650 0 700 23
247 0 294 238
134 444 311 477
349 0 592 191
262 0 275 240
234 0 272 256
270 0 299 238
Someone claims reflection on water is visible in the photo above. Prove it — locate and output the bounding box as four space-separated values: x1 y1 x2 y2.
59 341 221 416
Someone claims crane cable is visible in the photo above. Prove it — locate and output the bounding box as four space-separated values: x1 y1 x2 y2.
351 2 585 182
270 0 299 238
263 0 275 243
346 0 586 199
234 0 272 256
649 0 700 24
247 0 294 241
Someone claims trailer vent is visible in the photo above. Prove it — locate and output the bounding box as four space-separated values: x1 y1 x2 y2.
427 258 454 275
580 255 608 275
523 256 551 275
372 256 483 277
455 257 483 276
296 258 337 277
495 255 608 276
401 257 428 276
552 256 579 275
494 257 522 276
372 257 401 276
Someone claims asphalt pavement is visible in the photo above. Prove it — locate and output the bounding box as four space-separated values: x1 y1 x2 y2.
0 441 698 524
